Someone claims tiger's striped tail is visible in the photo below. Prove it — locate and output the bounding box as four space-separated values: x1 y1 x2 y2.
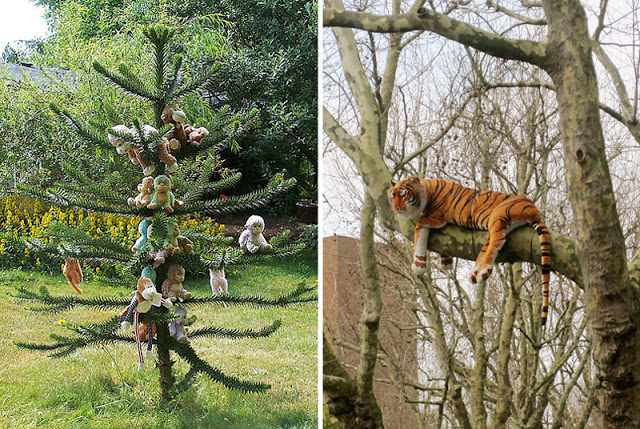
533 222 551 326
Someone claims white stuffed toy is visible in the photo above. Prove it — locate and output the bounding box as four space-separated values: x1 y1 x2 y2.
169 307 189 344
239 215 272 253
209 268 228 295
108 125 155 176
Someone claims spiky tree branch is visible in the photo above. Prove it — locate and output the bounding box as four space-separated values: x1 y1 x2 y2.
14 23 312 402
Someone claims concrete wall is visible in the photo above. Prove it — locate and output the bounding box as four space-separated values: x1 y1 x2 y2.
323 235 419 428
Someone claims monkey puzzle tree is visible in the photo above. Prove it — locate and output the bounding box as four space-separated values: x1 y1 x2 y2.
7 24 314 401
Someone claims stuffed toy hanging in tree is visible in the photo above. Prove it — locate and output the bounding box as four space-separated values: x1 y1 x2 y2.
108 125 155 176
128 176 155 208
119 277 173 370
62 258 83 295
169 306 189 343
239 215 273 253
161 265 192 302
132 218 153 253
209 268 228 295
161 104 189 151
147 175 179 212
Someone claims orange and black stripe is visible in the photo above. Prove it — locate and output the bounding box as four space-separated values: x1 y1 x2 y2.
532 221 551 326
390 177 552 326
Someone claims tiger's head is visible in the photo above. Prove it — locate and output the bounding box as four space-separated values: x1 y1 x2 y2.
388 176 426 220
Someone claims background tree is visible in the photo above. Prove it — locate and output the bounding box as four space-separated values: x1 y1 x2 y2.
8 24 314 402
324 0 640 427
19 0 318 206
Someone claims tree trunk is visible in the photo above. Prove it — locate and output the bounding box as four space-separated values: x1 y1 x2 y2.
541 1 640 426
156 321 176 402
154 268 175 402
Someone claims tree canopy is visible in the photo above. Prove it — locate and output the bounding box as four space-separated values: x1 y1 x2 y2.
4 0 317 205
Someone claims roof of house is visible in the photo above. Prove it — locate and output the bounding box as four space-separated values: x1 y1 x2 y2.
0 62 75 89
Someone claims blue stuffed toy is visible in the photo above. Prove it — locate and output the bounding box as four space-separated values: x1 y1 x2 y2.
132 218 153 253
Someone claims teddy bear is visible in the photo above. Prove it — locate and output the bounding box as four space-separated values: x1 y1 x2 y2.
184 124 209 147
161 104 189 151
63 258 83 295
118 277 173 370
239 215 272 253
128 176 155 209
161 265 192 302
141 125 178 173
108 125 155 176
147 175 177 213
209 268 227 295
132 218 153 253
169 307 189 344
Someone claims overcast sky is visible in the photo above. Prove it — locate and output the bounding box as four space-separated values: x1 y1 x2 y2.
0 0 49 53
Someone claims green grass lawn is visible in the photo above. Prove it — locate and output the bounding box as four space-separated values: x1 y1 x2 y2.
0 250 318 429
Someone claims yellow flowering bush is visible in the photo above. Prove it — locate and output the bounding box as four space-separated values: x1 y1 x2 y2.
0 193 225 274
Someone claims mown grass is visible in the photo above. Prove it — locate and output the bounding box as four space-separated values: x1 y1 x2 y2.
0 250 318 428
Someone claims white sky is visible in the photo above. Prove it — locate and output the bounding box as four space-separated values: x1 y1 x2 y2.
0 0 49 53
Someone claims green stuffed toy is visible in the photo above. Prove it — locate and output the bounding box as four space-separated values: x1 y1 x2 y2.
147 175 177 213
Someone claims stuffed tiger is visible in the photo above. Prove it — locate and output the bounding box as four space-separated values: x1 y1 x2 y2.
389 176 551 325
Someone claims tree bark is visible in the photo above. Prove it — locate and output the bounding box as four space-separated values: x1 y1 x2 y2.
353 191 385 428
156 321 175 402
539 1 640 426
154 268 175 402
323 335 360 427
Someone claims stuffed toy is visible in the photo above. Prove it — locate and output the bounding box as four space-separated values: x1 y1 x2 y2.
119 277 172 370
159 222 192 255
119 277 173 327
128 176 155 209
239 215 272 253
147 175 177 213
148 248 169 268
158 137 178 173
132 218 153 253
169 307 189 343
141 125 179 173
63 258 83 295
184 124 209 147
209 268 227 295
161 104 189 151
161 265 192 302
138 322 156 343
108 125 155 176
141 266 156 284
162 220 180 251
176 234 193 255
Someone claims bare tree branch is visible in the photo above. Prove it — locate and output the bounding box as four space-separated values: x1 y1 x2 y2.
323 7 548 65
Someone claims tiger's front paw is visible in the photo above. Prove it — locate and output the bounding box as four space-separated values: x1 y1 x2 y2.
478 265 494 282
